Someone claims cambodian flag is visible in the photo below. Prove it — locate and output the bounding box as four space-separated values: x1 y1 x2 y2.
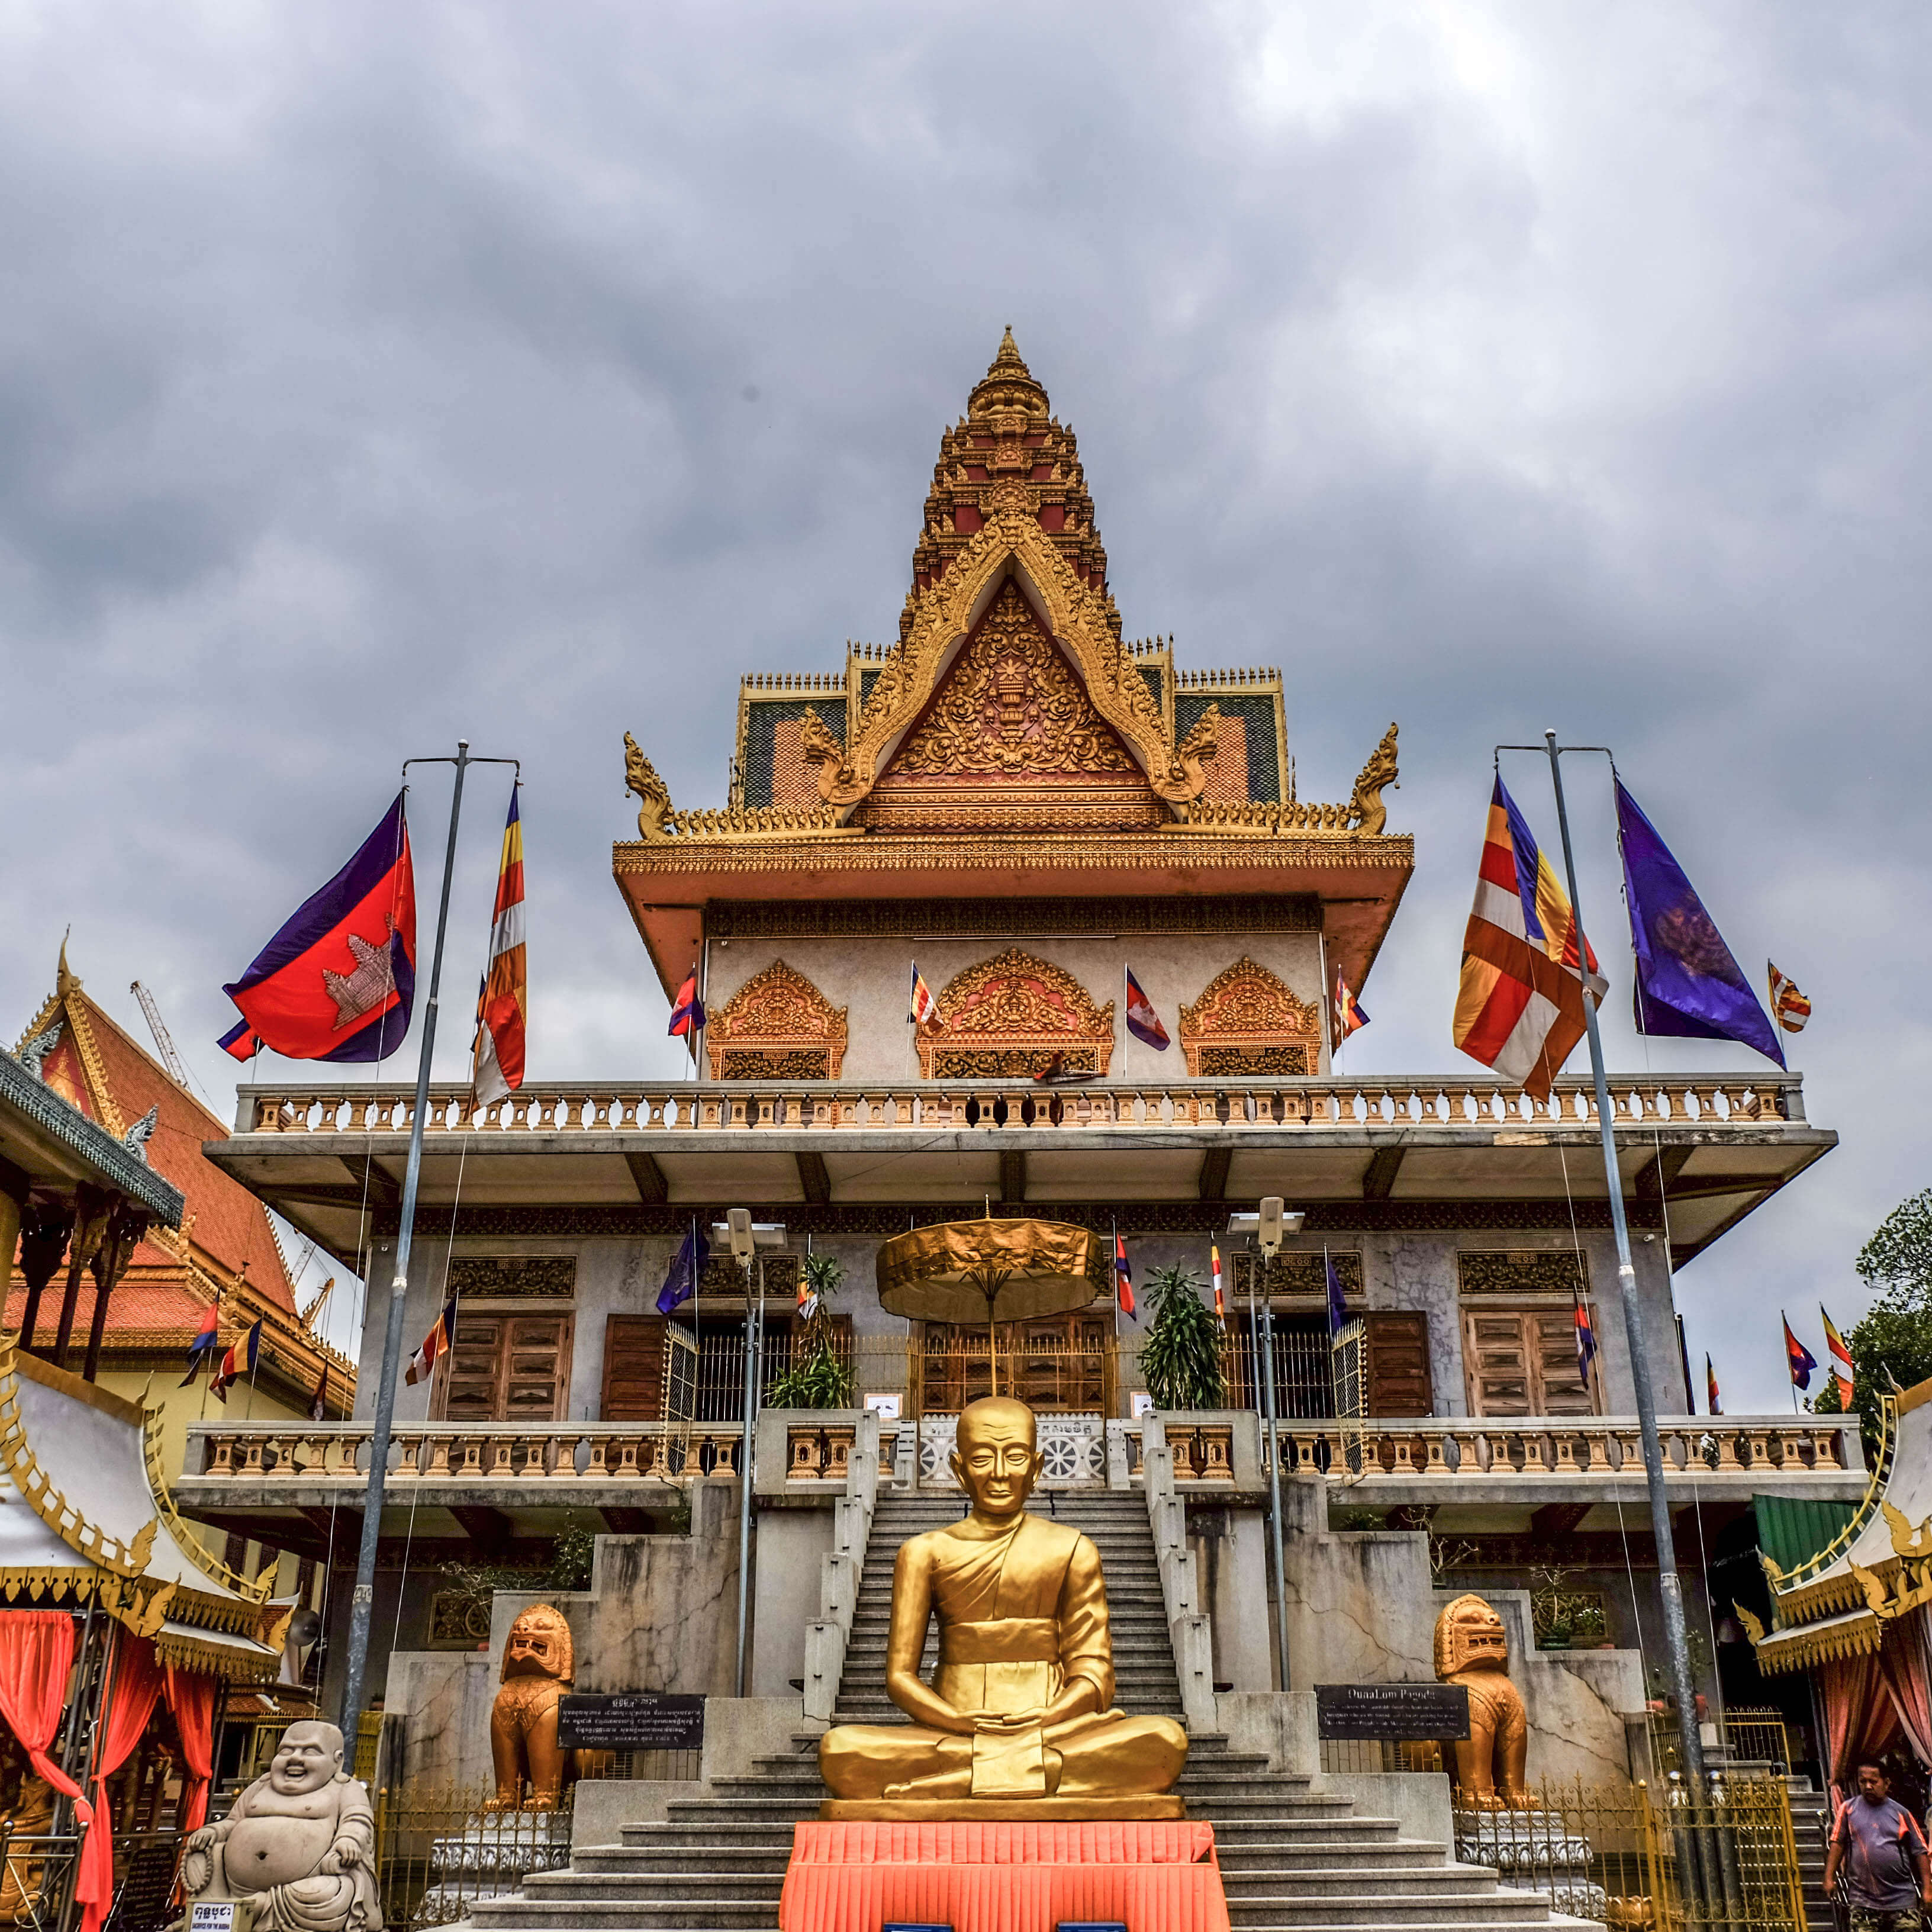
1114 1232 1136 1319
218 793 416 1063
1784 1313 1818 1393
1123 968 1168 1051
668 970 704 1052
1574 1298 1598 1388
178 1303 221 1386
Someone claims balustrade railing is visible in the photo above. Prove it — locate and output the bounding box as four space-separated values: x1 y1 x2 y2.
234 1073 1801 1137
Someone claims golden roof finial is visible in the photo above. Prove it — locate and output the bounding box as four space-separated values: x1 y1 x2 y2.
56 928 78 999
987 325 1030 381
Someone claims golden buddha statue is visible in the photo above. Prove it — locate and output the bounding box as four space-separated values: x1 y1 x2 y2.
818 1395 1190 1818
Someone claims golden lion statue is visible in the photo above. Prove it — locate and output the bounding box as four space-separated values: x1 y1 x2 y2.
489 1606 581 1811
1435 1593 1528 1808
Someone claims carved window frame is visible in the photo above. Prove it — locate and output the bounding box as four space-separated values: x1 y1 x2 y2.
703 959 848 1082
1177 956 1321 1077
920 947 1115 1079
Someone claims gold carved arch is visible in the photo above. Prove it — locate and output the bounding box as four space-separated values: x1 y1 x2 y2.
802 505 1208 818
922 948 1115 1080
1178 957 1321 1077
705 959 849 1081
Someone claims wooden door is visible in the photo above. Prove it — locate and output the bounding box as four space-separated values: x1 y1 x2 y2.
601 1313 668 1421
436 1310 572 1422
1363 1311 1434 1418
1462 1308 1597 1417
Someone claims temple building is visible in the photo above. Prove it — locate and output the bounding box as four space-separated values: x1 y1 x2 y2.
184 336 1852 1805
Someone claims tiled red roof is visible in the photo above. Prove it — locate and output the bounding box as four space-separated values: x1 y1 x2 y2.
73 994 295 1310
3 1274 208 1344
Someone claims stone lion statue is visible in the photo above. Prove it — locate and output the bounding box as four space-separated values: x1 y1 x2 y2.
178 1720 380 1932
1435 1593 1529 1808
489 1605 579 1811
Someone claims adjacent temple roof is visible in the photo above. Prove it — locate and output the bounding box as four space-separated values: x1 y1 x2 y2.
619 335 1410 1001
0 1344 289 1679
8 949 353 1412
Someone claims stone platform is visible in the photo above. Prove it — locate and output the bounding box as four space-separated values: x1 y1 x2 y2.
777 1819 1230 1932
820 1794 1185 1822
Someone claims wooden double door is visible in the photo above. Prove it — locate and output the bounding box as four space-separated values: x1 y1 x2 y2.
1461 1306 1598 1417
433 1309 573 1422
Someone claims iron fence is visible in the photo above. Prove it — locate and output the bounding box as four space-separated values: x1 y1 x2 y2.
1453 1777 1807 1931
372 1784 578 1930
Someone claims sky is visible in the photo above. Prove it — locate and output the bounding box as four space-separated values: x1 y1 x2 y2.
3 3 1927 1402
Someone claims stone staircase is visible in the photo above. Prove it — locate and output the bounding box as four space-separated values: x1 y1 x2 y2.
471 1489 1593 1932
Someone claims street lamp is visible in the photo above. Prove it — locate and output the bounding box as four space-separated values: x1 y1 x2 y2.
716 1212 786 1696
1228 1198 1305 1693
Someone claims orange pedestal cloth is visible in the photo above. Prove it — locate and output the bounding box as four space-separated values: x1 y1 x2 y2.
778 1820 1232 1932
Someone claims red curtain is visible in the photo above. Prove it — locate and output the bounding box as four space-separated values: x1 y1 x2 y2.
1820 1650 1902 1805
160 1664 218 1833
1879 1612 1932 1767
0 1609 93 1824
74 1632 162 1932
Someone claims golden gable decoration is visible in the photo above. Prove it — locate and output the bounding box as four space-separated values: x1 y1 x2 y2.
1178 957 1321 1076
922 948 1115 1080
706 959 849 1081
862 580 1155 832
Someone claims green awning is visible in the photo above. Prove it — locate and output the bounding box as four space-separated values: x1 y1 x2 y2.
1754 1493 1858 1576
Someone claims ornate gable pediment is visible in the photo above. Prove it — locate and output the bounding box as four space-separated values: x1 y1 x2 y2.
705 959 848 1081
798 507 1216 825
861 579 1162 830
922 948 1115 1079
1178 957 1321 1077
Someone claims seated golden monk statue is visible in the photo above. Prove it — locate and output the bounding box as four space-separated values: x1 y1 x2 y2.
179 1721 381 1932
818 1395 1189 1818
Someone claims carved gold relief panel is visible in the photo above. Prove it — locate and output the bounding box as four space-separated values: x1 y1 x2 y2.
1178 957 1321 1077
704 959 848 1081
920 948 1114 1078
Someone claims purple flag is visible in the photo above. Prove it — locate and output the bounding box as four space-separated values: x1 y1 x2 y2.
1614 779 1783 1068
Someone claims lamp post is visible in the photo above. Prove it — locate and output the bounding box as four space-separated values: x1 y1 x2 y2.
720 1210 785 1698
1229 1197 1305 1695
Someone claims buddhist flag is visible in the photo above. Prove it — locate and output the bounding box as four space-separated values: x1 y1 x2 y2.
1124 968 1170 1051
179 1303 221 1386
219 793 416 1063
1822 1306 1855 1408
1210 1243 1225 1321
308 1360 330 1424
1331 972 1368 1052
406 1296 458 1387
909 962 939 1028
1706 1354 1723 1416
1769 962 1811 1035
472 788 527 1106
210 1319 262 1403
668 970 704 1054
1783 1313 1818 1394
1615 780 1783 1068
1454 776 1605 1100
1113 1231 1136 1319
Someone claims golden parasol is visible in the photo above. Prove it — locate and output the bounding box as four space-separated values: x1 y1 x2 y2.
875 1216 1100 1395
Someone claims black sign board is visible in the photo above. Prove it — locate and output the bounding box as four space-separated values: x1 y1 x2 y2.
557 1693 706 1753
1315 1682 1470 1741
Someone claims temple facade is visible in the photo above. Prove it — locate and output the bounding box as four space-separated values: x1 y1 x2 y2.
186 336 1852 1797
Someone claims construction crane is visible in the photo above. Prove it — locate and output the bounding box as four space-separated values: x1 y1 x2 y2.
130 981 192 1089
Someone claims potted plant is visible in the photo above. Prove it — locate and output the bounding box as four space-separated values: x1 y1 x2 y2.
1137 1264 1227 1412
766 1252 855 1409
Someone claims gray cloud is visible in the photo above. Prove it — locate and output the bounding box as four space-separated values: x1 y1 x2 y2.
3 1 1927 1398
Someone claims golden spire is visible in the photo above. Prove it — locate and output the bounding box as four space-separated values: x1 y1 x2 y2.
987 325 1031 382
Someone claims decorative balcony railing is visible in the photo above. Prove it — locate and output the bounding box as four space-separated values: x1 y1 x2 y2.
233 1073 1803 1136
178 1411 1859 1500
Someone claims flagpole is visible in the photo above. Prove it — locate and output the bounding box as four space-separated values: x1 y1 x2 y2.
1541 730 1704 1786
339 740 472 1749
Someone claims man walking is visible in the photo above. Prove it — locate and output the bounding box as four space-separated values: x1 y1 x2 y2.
1825 1763 1932 1931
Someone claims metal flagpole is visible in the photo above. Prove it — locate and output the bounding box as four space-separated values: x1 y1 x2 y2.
735 1251 760 1696
338 740 513 1747
1258 1276 1288 1693
1539 729 1704 1785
